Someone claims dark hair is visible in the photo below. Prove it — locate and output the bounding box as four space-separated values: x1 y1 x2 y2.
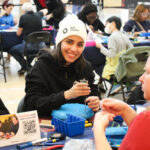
78 3 97 23
2 0 14 9
12 115 18 121
48 43 87 75
106 16 122 30
46 0 65 21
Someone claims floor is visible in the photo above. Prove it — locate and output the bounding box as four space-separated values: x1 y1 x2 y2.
0 8 129 114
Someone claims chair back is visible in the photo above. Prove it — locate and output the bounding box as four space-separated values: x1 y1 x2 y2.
115 46 150 82
105 46 150 102
25 31 51 43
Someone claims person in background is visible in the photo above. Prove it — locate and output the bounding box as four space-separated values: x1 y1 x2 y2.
68 0 91 15
9 115 19 137
0 0 16 30
9 2 48 75
96 16 133 93
93 56 150 150
0 121 5 137
24 14 100 117
33 0 65 30
78 3 104 34
123 4 150 36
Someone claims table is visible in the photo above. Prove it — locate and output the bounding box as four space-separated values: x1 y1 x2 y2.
132 39 150 47
0 26 57 52
1 126 94 150
0 31 23 52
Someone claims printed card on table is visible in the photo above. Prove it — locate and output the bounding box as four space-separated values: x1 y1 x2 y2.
0 111 41 147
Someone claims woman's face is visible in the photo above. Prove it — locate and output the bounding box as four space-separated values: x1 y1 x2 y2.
12 117 18 125
140 9 149 22
86 12 97 25
4 5 14 15
61 35 84 65
139 57 150 100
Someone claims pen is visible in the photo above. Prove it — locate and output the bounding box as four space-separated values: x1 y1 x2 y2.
17 138 47 149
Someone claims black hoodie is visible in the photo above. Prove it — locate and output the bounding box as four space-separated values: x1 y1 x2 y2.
0 98 9 115
24 50 100 117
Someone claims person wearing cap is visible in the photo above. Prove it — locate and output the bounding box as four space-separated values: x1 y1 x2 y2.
78 3 105 34
0 0 16 30
23 14 100 117
9 2 48 75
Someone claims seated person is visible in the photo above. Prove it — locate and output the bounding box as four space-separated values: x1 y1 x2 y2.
78 3 105 34
24 14 100 117
93 56 150 150
9 115 19 137
9 2 48 75
33 0 65 29
96 16 133 80
0 98 9 115
0 0 16 30
68 0 91 15
123 4 150 36
0 121 5 138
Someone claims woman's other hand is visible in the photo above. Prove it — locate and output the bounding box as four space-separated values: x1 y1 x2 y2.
94 111 115 130
86 96 100 112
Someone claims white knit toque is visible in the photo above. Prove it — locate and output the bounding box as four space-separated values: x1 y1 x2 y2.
56 14 87 47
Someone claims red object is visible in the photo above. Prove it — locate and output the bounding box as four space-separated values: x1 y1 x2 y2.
119 110 150 150
42 145 64 150
38 0 46 8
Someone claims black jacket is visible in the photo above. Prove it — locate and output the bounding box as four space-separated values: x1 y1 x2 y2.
0 98 9 115
24 50 100 117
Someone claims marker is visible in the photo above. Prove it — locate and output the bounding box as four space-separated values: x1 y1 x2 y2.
85 123 93 127
17 138 47 149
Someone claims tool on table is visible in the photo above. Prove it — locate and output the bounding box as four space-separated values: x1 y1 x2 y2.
35 133 66 146
17 138 47 149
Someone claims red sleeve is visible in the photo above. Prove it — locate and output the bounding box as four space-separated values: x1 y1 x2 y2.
119 110 150 150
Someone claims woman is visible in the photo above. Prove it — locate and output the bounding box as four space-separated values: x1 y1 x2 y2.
0 0 16 30
24 14 100 117
93 56 150 150
78 3 104 34
123 4 150 36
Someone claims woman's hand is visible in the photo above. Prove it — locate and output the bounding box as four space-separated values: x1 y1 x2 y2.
100 98 137 126
94 111 115 130
101 98 129 116
86 96 100 112
64 82 91 100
